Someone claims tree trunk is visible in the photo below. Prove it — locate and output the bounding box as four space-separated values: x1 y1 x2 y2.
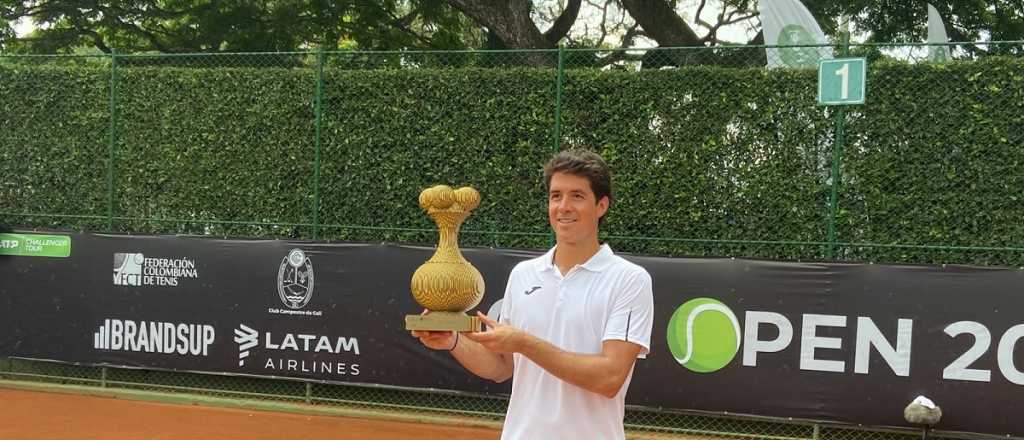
446 0 555 66
620 0 702 47
544 0 583 45
622 0 716 67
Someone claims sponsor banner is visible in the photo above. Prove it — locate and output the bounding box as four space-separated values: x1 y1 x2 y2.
0 233 519 396
0 233 71 257
1 232 1023 436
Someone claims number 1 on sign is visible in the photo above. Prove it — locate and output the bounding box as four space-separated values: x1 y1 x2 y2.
835 63 850 100
818 58 865 105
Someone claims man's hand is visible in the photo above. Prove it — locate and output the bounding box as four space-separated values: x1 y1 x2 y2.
411 329 457 350
410 309 457 351
462 311 527 353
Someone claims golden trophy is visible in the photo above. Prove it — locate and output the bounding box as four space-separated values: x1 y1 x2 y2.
404 185 485 332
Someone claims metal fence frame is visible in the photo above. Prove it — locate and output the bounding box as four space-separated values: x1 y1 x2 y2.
3 42 1024 439
0 357 986 440
3 41 1024 260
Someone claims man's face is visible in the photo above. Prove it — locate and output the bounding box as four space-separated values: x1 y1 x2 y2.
548 171 608 245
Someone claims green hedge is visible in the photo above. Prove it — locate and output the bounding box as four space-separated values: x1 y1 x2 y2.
1 53 1022 266
839 60 1024 264
0 64 110 231
563 66 832 260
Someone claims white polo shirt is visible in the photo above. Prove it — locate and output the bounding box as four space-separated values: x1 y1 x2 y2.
498 244 654 440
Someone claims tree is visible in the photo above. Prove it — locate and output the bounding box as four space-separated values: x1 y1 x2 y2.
444 0 574 50
0 18 12 50
815 1 1024 56
0 0 482 54
2 0 1021 58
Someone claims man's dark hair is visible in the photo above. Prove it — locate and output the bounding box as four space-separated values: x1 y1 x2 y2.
543 149 613 210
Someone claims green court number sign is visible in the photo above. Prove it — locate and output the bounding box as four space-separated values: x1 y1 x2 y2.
818 58 866 105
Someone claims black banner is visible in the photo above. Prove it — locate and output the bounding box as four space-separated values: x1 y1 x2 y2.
2 232 1023 437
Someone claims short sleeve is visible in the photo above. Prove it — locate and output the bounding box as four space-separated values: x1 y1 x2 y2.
602 269 654 358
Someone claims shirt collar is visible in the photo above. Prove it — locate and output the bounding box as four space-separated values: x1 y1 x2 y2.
539 244 615 274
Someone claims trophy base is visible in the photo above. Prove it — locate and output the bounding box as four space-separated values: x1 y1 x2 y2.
406 312 482 332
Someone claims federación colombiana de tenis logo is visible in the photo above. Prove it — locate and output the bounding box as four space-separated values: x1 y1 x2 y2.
667 298 741 373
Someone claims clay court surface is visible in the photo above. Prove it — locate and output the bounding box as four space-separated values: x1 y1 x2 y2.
0 388 501 440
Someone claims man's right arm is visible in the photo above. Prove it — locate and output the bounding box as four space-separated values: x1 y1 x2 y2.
412 330 513 382
411 263 522 382
452 332 514 382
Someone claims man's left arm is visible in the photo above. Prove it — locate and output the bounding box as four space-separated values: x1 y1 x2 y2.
518 334 642 398
465 270 655 398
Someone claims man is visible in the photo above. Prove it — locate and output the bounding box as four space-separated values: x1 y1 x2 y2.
412 149 654 439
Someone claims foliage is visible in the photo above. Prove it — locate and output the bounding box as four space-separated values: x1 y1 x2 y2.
3 1 1022 54
1 52 1023 266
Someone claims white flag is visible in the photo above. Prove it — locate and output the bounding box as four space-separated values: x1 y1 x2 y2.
927 4 951 62
759 0 833 68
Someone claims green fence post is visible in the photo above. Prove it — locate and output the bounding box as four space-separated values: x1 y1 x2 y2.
101 366 108 388
826 33 851 260
305 382 313 404
813 423 821 440
553 45 565 152
313 49 325 240
107 49 120 232
550 46 566 248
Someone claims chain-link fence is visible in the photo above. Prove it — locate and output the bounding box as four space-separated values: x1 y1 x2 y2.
3 42 1023 264
0 357 980 440
2 43 1023 439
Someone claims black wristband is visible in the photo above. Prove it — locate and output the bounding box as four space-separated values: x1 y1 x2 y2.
446 332 459 352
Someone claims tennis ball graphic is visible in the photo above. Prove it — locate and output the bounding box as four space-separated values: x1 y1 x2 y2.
667 298 741 373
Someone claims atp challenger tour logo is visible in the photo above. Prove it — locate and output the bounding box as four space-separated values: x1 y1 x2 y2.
0 233 71 257
270 248 321 316
666 297 1024 385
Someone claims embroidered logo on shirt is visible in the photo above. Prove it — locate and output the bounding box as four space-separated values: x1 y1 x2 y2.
524 286 542 296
